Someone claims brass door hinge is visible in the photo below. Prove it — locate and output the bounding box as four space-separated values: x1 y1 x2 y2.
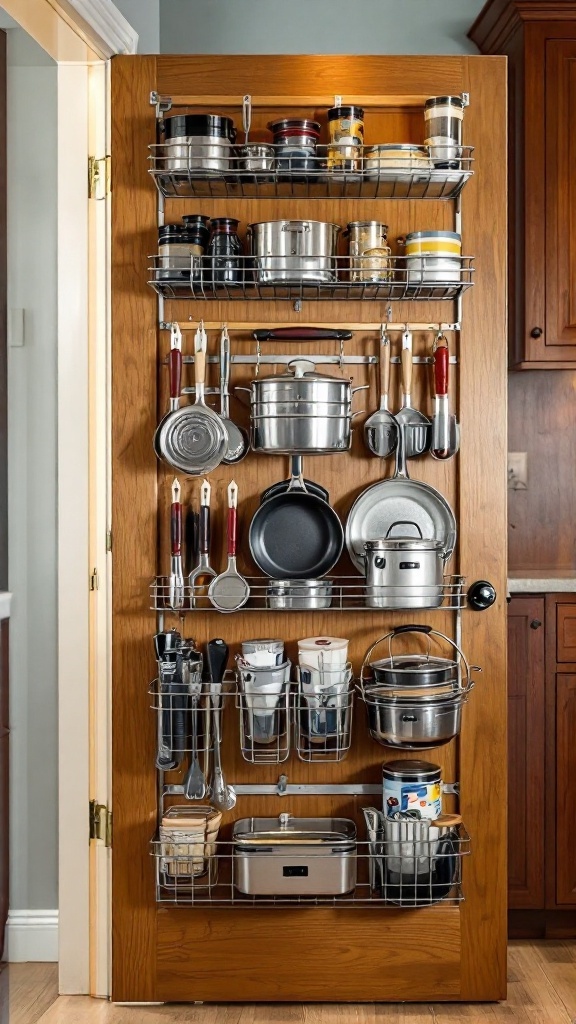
106 530 112 552
88 155 110 199
90 568 99 591
89 800 112 847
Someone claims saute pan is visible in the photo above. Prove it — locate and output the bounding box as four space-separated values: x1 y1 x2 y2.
249 460 343 579
346 422 456 574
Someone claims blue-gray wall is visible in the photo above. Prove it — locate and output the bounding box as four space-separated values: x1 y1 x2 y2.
160 0 484 54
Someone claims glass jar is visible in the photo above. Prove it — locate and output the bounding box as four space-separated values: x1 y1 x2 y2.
204 217 244 287
157 220 209 282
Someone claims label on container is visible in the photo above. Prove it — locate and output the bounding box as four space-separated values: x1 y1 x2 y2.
383 778 441 819
328 115 364 169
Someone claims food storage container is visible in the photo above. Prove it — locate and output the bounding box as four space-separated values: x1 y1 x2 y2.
241 638 285 667
403 230 462 285
159 804 222 879
161 113 236 173
345 221 392 282
382 760 442 819
268 118 321 172
232 813 357 895
327 104 364 173
424 95 464 168
266 579 333 610
156 218 210 282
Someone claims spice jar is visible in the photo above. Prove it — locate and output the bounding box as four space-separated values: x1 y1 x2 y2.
346 221 392 282
204 217 244 287
157 218 210 282
327 105 364 174
424 96 464 168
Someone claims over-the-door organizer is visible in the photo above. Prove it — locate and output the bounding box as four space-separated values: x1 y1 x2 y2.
147 91 495 913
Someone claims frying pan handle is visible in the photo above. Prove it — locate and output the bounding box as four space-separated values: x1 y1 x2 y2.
252 328 353 342
199 504 210 556
171 499 182 556
434 342 449 397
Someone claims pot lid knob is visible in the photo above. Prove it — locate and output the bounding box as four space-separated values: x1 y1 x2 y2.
467 580 497 611
288 359 316 378
279 812 293 828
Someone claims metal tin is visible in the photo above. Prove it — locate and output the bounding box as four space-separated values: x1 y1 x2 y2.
268 119 321 172
266 579 333 610
383 760 442 819
424 95 464 168
236 143 275 173
233 814 357 896
404 231 462 286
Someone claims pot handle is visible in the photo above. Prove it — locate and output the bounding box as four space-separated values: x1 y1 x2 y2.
385 521 423 540
288 359 316 378
359 626 479 693
281 221 311 232
391 624 432 636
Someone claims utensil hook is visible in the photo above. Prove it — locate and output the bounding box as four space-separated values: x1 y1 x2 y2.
255 336 261 377
339 336 345 370
242 94 252 143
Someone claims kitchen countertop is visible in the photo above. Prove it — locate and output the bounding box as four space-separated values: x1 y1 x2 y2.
508 571 576 594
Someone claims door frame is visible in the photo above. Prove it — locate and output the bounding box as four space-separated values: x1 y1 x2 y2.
0 0 137 996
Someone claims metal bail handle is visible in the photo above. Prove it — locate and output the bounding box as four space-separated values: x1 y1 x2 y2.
360 626 478 693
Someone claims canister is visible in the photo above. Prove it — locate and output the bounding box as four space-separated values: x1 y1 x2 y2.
298 636 349 669
383 759 442 819
156 219 209 282
241 638 285 667
404 230 462 285
424 95 464 168
346 221 392 282
327 105 364 173
364 144 432 178
268 118 321 172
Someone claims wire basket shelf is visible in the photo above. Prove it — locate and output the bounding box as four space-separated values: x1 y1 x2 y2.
148 144 474 201
150 575 466 614
148 254 474 302
150 831 471 908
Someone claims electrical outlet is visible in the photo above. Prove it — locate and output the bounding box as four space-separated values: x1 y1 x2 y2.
508 452 528 490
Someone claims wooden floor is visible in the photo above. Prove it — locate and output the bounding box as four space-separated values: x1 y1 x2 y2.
1 942 576 1023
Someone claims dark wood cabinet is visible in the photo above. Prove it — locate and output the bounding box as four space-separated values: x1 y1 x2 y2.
470 2 576 367
0 618 8 959
508 593 576 935
507 596 545 908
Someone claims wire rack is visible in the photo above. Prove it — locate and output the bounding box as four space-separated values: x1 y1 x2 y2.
148 254 475 301
148 144 474 201
150 575 466 613
150 831 470 908
294 689 354 763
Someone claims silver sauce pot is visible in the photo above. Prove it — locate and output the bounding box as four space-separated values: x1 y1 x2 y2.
361 688 467 749
248 219 341 284
364 521 445 609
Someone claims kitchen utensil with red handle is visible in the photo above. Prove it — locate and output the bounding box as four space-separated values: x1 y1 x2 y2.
208 481 250 611
431 338 460 461
188 479 217 604
168 478 185 609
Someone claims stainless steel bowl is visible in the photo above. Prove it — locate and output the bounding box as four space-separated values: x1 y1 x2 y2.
236 143 275 173
266 579 333 609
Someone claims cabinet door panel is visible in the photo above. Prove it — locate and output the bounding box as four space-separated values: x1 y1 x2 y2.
546 39 576 350
556 674 576 903
507 597 545 908
557 604 576 663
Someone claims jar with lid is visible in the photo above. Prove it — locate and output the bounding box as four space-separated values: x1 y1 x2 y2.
382 760 442 819
424 96 464 169
327 105 364 174
156 217 210 283
204 217 244 288
345 221 392 282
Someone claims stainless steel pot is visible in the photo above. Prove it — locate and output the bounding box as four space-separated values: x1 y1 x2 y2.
362 689 467 748
364 522 445 609
162 113 236 173
233 813 357 896
266 578 333 610
243 360 361 455
248 220 341 284
360 626 479 705
236 143 275 173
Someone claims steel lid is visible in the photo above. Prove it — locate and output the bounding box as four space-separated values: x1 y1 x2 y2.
232 815 356 844
365 537 443 552
254 359 351 388
383 759 441 781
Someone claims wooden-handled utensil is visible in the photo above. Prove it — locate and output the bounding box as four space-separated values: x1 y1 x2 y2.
168 478 185 610
208 481 250 611
395 329 432 459
431 337 460 461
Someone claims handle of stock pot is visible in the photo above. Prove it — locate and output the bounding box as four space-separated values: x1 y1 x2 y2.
360 626 479 694
253 328 353 342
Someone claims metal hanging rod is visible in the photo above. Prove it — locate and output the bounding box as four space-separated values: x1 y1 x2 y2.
161 321 461 333
162 778 460 798
174 354 457 366
150 91 440 115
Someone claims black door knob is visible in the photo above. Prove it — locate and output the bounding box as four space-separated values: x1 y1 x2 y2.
530 619 542 630
530 327 543 338
467 580 497 610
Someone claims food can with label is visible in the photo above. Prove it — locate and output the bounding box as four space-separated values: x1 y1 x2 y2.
383 759 442 819
327 105 364 172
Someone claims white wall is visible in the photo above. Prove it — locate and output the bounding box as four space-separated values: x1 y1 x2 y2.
6 31 58 914
160 0 484 54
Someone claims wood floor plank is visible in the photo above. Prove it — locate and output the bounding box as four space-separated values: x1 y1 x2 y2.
2 963 59 1024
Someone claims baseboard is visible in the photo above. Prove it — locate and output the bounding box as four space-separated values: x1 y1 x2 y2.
4 910 59 962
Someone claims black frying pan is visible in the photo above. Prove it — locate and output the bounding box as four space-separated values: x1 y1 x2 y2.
249 461 343 579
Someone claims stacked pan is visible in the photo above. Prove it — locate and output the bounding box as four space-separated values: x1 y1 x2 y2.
359 626 479 749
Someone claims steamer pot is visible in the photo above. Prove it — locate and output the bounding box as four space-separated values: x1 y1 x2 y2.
364 522 445 609
248 220 341 284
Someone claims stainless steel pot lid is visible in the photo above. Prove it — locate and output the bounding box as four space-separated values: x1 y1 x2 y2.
252 359 351 388
365 537 443 552
370 654 458 678
362 684 465 705
383 759 441 781
233 815 356 843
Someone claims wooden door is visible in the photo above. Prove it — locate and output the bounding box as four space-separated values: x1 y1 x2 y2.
556 674 576 903
110 54 508 1003
507 597 545 909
